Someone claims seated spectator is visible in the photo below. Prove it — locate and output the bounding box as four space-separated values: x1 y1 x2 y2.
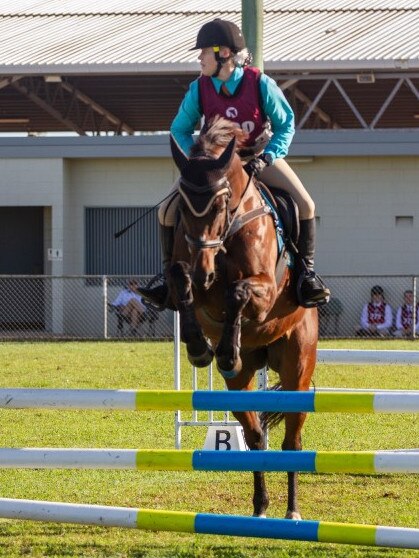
356 285 393 337
111 279 146 335
394 289 419 338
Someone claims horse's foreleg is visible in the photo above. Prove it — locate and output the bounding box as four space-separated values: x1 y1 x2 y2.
215 281 251 378
170 262 213 368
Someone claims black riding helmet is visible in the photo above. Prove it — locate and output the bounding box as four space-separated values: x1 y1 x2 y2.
191 19 246 52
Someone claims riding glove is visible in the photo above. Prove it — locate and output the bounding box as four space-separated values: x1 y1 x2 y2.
243 154 272 177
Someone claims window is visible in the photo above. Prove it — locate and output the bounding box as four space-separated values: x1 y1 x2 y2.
395 216 414 228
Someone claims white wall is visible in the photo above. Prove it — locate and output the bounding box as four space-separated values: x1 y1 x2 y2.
292 156 419 274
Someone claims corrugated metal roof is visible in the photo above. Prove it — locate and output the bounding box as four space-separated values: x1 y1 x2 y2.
0 1 242 15
1 1 419 14
0 1 417 73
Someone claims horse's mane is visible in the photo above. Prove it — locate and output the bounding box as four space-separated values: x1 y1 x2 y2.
190 116 247 158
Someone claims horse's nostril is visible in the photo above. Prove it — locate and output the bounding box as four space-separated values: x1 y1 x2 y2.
207 272 215 284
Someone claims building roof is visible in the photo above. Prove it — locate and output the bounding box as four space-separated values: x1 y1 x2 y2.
0 1 417 73
0 1 417 133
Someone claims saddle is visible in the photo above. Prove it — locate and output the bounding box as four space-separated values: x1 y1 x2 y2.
257 183 300 252
254 182 300 285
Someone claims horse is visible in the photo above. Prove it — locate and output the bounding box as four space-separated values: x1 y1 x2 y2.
168 116 318 520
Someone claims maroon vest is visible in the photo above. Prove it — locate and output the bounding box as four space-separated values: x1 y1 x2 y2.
401 304 419 328
367 302 386 324
198 67 266 147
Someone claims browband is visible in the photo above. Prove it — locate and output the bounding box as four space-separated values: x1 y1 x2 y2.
179 184 230 218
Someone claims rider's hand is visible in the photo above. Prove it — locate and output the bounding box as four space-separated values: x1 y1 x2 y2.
243 154 272 177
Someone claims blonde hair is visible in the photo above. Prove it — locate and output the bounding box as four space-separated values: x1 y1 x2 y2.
233 48 252 67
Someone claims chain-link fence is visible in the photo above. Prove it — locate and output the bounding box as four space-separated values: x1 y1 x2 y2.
0 275 417 340
0 276 173 340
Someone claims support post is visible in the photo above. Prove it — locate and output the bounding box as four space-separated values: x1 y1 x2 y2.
103 275 108 339
174 312 181 449
242 0 264 71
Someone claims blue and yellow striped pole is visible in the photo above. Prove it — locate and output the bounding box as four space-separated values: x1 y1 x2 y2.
0 389 417 413
0 498 417 549
0 448 417 473
135 390 382 412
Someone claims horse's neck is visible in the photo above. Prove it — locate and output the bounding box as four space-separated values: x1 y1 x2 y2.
228 159 256 210
229 172 260 214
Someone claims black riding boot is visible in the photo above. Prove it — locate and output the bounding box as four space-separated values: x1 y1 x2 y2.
137 224 174 309
296 218 330 308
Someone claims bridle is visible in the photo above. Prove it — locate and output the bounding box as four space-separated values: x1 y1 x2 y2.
179 172 253 253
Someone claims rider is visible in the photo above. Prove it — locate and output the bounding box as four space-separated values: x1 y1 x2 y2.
140 18 330 308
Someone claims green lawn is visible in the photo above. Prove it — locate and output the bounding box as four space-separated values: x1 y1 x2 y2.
0 340 417 557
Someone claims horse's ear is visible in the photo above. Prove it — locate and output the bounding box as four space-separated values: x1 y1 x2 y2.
170 134 189 172
216 137 236 171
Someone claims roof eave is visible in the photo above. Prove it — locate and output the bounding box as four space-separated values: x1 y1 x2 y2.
0 62 201 76
0 59 418 76
266 59 419 72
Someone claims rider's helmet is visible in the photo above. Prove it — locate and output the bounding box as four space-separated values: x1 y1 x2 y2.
191 19 246 52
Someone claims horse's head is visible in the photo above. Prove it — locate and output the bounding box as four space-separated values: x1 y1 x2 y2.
171 117 247 291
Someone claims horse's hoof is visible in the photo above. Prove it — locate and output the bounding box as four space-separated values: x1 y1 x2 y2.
216 366 240 379
253 513 267 518
285 510 302 520
187 347 214 368
216 355 242 379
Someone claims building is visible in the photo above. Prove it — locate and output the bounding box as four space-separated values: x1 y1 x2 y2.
0 1 418 333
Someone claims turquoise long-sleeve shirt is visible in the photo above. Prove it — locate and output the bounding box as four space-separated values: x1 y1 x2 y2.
170 66 295 161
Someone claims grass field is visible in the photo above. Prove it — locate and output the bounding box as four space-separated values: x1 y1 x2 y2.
0 339 417 557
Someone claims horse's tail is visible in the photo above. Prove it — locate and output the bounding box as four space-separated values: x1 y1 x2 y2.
259 382 285 430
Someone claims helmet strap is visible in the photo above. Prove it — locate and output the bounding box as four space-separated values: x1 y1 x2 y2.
211 46 232 77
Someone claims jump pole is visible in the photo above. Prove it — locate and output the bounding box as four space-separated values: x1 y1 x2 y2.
0 389 417 413
0 498 417 549
0 448 417 473
317 349 419 365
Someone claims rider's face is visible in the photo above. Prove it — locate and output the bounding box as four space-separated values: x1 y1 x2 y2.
198 48 218 76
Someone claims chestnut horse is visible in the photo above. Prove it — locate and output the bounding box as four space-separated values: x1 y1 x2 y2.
168 117 317 519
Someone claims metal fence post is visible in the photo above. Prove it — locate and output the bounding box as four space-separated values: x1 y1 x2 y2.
103 275 108 339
